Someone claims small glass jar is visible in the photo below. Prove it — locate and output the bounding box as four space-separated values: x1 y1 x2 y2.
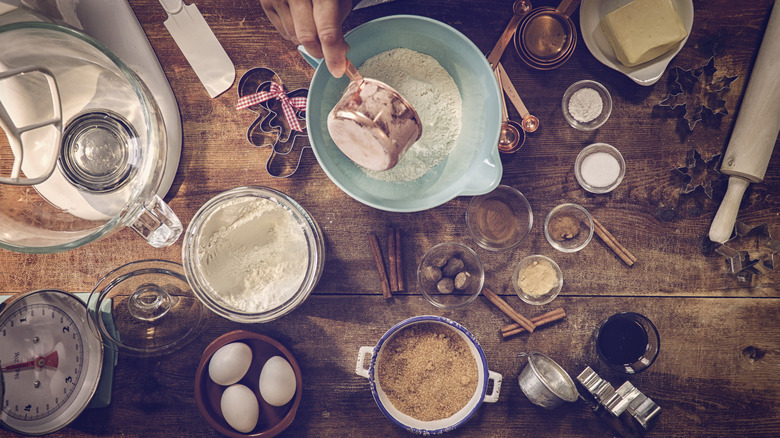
544 203 594 253
575 143 626 194
513 255 563 305
466 185 533 251
418 242 485 310
562 80 612 130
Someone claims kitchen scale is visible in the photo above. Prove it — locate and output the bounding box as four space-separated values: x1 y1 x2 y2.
0 290 117 436
0 260 205 435
0 0 182 201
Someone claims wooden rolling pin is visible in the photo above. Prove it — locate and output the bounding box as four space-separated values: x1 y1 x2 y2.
709 0 780 243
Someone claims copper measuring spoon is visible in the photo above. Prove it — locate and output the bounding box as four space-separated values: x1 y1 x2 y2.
494 68 525 153
497 63 539 133
486 0 533 69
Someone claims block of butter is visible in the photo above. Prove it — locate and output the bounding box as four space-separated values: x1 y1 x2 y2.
600 0 688 67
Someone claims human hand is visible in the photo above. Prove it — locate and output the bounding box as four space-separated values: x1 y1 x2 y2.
260 0 352 77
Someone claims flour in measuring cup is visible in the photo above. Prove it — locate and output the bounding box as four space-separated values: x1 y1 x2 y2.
196 196 308 313
358 48 462 182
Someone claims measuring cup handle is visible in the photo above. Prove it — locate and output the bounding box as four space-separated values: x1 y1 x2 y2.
484 370 503 403
355 346 374 379
556 0 581 18
297 45 323 70
128 194 183 248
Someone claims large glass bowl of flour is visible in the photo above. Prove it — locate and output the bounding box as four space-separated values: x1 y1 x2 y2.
301 15 503 212
182 186 325 323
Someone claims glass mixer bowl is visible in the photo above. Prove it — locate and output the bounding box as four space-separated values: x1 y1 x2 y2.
0 22 180 253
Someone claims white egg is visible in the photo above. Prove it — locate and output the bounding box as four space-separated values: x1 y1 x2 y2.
209 342 253 386
258 355 297 406
220 384 259 433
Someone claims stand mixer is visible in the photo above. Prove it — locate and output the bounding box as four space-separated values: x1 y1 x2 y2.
0 0 184 253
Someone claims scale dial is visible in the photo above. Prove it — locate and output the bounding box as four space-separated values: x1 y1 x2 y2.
0 290 103 436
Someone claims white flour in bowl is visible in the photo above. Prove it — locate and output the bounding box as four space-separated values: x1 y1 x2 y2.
196 196 308 313
358 48 462 182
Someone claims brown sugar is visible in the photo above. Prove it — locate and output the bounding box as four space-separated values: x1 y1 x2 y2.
548 214 580 241
377 322 478 421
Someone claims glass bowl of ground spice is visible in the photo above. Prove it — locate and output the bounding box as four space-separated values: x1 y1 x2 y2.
513 255 563 305
562 80 612 131
182 186 326 323
417 242 485 310
466 185 533 251
544 203 594 253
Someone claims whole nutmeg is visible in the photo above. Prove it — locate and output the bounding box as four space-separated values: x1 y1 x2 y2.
442 257 465 277
431 255 449 268
422 265 442 283
437 277 455 294
454 271 472 290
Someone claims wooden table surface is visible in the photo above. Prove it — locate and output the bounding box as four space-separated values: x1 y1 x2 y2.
2 0 780 436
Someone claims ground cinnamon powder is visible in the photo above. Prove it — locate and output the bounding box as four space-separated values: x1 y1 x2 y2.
377 322 478 421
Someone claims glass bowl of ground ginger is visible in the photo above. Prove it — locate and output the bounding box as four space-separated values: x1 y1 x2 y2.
544 203 594 253
513 255 563 305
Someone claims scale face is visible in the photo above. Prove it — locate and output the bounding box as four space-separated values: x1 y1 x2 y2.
0 290 103 436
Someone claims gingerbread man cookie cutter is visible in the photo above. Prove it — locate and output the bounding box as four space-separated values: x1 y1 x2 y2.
236 67 310 178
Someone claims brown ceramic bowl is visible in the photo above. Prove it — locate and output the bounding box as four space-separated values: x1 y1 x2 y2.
195 330 303 437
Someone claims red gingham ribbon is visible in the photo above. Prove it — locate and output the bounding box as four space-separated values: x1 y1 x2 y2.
236 81 307 132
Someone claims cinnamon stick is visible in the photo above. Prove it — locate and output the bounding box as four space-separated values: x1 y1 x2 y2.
482 287 536 333
368 233 392 299
394 228 404 292
387 228 398 292
592 217 636 266
501 308 566 339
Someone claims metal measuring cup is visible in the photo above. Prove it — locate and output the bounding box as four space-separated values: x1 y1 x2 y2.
327 59 423 171
514 0 580 70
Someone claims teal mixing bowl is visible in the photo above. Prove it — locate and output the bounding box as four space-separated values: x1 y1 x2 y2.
301 15 502 212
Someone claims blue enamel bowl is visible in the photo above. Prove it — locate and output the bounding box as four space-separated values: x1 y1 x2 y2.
301 15 502 212
356 316 502 434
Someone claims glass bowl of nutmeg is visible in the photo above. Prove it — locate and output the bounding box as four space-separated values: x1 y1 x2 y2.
417 242 485 310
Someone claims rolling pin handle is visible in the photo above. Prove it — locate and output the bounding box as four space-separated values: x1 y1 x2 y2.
708 176 750 244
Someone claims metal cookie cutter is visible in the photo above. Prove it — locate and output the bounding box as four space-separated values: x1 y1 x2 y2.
716 222 779 285
657 57 738 131
673 149 724 199
237 67 310 178
577 366 661 430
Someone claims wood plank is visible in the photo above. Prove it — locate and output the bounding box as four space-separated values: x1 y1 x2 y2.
8 295 773 437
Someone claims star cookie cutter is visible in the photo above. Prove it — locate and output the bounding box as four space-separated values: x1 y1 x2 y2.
673 149 724 198
237 67 310 178
658 57 738 131
578 366 661 431
715 222 779 285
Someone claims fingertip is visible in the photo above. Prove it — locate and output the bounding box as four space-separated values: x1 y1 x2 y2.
304 43 325 61
328 60 346 78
